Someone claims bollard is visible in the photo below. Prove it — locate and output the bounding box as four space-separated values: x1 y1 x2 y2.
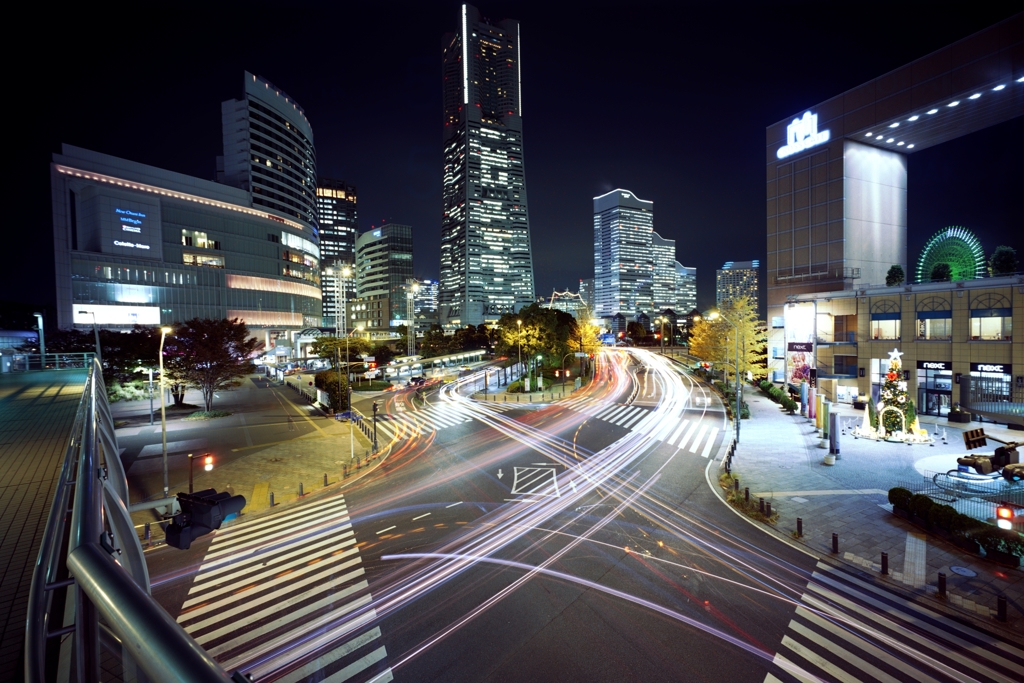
344 465 349 478
356 457 361 470
881 552 888 575
744 487 749 503
299 482 304 496
997 595 1007 622
269 491 275 507
324 473 328 487
734 477 740 492
796 518 803 537
759 497 765 514
832 533 838 553
765 502 772 517
938 572 946 598
144 523 151 544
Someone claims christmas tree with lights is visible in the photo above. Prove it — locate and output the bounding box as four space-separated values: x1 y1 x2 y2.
879 348 911 435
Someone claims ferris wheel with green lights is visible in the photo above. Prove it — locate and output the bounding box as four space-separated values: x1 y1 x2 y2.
916 226 986 283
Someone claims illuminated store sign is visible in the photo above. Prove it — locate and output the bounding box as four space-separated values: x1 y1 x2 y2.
777 111 830 159
116 207 146 234
917 361 950 371
73 304 159 325
971 363 1008 373
113 240 151 250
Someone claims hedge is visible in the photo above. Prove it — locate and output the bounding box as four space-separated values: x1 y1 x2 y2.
887 487 1023 557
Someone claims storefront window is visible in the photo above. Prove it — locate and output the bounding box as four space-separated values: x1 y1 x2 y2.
970 313 1011 341
916 361 952 417
917 316 951 340
871 318 900 340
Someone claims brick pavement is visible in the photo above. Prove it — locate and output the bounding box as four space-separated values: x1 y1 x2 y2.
0 369 88 678
720 386 1024 629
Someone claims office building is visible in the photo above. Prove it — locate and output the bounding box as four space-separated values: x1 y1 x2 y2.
219 72 317 231
352 224 414 332
321 266 355 332
317 178 358 327
651 232 677 312
439 4 534 329
765 17 1021 385
579 278 594 313
717 260 759 307
593 189 654 318
675 263 697 314
543 290 588 318
51 145 322 342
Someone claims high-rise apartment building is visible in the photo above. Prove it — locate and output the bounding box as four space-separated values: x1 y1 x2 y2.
317 178 357 327
439 4 534 329
717 260 760 307
593 189 654 318
675 263 697 313
352 224 414 331
220 72 317 232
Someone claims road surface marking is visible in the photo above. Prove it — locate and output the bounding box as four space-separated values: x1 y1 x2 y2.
667 420 690 445
676 422 699 450
250 482 270 510
701 428 719 458
688 424 709 453
412 513 431 521
376 526 396 535
903 532 928 588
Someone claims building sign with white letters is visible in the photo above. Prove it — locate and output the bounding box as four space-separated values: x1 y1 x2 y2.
777 111 830 159
970 363 1009 374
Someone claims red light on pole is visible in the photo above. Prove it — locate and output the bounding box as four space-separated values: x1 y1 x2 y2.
204 455 214 472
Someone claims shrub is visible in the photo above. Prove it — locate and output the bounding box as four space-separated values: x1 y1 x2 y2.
781 397 798 414
972 526 1024 557
909 494 934 519
740 404 750 419
888 487 912 511
927 504 957 531
949 512 985 538
184 410 231 420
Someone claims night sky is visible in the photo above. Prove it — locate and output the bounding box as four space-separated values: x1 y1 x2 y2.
12 2 1022 316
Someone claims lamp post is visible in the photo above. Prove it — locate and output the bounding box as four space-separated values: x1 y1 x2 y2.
33 312 45 369
655 316 667 355
158 326 172 496
710 311 741 443
77 310 103 365
516 319 524 385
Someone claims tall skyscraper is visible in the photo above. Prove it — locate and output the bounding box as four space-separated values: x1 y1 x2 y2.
352 224 414 331
578 278 594 312
651 232 677 311
220 72 317 232
317 178 357 327
674 263 697 313
439 4 534 329
717 260 760 307
593 189 654 318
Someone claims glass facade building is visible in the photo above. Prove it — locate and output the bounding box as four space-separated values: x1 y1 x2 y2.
439 4 534 329
52 145 322 333
651 233 677 312
354 224 414 331
593 189 655 318
220 72 318 231
675 263 697 314
317 178 358 327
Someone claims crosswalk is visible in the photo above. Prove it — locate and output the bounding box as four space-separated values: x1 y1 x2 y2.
177 495 391 683
765 562 1024 683
566 397 721 457
373 402 515 442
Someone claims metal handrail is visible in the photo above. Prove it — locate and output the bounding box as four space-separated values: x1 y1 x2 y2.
6 352 94 372
25 358 236 683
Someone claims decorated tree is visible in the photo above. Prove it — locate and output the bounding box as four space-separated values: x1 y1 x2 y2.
879 348 911 434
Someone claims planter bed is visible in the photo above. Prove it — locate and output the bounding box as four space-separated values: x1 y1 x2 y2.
890 507 1015 565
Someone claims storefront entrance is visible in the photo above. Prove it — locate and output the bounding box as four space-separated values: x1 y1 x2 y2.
918 389 952 417
916 360 953 417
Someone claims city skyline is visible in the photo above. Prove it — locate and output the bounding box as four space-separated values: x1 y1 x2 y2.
7 2 1022 320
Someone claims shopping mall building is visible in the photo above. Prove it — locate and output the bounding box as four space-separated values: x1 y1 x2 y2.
766 15 1023 424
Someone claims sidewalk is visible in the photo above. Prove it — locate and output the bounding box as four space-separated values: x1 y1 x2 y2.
720 386 1024 629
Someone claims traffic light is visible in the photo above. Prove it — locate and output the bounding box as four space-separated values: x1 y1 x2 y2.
554 370 561 378
204 455 214 472
165 489 246 550
565 369 571 378
369 362 377 369
372 401 379 415
996 503 1016 530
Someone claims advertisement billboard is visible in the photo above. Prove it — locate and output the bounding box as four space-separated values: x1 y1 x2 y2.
785 302 815 384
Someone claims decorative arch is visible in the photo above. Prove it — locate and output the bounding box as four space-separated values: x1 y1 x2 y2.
970 293 1011 311
916 226 986 283
870 299 900 315
916 296 951 313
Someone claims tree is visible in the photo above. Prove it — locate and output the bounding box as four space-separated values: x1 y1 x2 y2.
930 262 952 282
689 296 761 383
314 369 349 412
989 245 1018 276
309 335 373 364
162 318 258 412
371 344 395 365
885 265 905 287
626 321 647 344
878 350 913 435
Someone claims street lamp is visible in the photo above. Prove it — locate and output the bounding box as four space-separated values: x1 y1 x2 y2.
76 310 103 365
655 316 667 355
158 326 173 496
33 312 45 369
516 319 524 385
709 311 741 444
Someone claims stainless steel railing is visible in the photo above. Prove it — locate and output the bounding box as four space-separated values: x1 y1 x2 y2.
6 353 94 372
25 358 239 683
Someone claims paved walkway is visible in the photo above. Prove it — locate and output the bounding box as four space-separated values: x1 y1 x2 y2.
721 386 1024 629
0 369 88 678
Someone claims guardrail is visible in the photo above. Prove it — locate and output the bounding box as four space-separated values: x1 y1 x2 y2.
6 353 94 372
25 358 239 683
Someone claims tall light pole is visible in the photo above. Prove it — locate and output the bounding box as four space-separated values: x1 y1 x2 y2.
516 319 524 385
33 312 45 368
158 326 173 496
710 311 741 444
349 325 363 462
655 316 667 355
77 310 103 365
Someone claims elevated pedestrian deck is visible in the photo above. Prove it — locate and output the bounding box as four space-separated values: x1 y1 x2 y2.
0 369 88 677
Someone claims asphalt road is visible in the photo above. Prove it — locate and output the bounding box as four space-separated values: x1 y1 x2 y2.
142 350 1024 683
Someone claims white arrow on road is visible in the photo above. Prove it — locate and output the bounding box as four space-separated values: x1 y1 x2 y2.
497 469 503 479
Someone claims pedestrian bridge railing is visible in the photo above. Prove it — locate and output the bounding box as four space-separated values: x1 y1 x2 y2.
25 358 240 683
5 353 94 372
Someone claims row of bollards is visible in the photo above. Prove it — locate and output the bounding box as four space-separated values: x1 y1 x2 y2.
828 531 1009 622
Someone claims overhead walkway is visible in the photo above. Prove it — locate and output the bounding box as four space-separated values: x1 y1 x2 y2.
0 368 88 679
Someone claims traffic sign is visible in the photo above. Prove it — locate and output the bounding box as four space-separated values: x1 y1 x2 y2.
574 352 588 357
363 356 375 362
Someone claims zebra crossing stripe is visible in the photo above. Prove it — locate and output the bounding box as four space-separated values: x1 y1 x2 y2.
701 428 719 458
688 425 709 453
780 634 863 683
668 421 690 445
274 627 390 683
598 405 628 421
202 506 352 563
619 408 648 428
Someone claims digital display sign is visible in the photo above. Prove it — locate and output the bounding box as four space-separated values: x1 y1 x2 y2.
777 111 830 159
785 302 816 383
